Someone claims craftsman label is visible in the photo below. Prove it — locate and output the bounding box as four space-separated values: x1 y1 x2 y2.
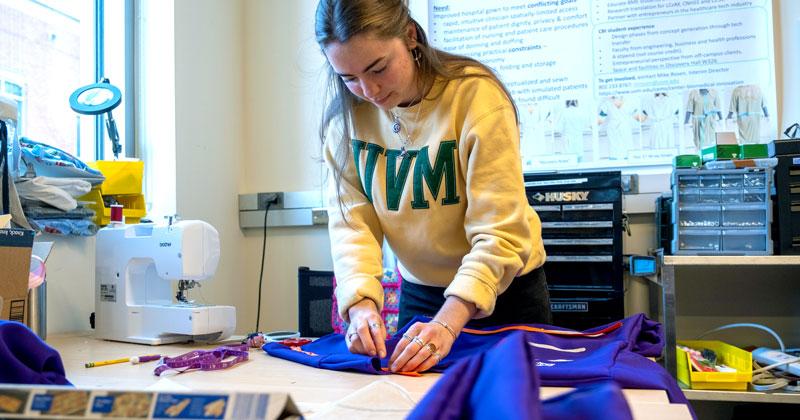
100 284 116 303
551 302 589 312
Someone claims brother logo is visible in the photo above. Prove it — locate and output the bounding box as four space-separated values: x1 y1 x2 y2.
531 191 590 202
159 242 172 247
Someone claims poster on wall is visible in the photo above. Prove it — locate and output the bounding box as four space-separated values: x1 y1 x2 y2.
427 0 777 172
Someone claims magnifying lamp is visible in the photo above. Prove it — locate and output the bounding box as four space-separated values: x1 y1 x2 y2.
69 78 122 158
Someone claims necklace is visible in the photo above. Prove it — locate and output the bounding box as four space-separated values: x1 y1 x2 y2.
390 100 424 158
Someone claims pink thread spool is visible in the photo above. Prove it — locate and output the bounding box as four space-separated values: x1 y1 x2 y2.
110 204 124 224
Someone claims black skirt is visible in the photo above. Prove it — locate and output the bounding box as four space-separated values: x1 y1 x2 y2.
398 266 552 328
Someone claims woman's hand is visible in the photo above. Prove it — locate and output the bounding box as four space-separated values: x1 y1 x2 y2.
388 319 455 373
389 295 476 373
346 298 387 358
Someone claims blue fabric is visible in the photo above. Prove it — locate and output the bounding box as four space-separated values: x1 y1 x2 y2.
0 321 71 385
19 137 104 183
263 335 385 374
264 313 692 413
30 218 98 236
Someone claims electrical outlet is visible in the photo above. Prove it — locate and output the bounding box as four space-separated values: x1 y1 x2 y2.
257 192 282 209
621 174 638 194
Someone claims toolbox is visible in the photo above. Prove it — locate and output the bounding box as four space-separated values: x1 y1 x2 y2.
770 144 800 254
524 171 623 329
671 167 772 255
655 193 673 254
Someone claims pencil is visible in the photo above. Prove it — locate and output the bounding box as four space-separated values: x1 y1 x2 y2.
85 357 130 368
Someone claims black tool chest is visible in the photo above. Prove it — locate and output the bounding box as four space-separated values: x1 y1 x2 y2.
771 139 800 255
523 171 624 329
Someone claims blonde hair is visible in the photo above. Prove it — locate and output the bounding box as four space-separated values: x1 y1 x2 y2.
315 0 517 208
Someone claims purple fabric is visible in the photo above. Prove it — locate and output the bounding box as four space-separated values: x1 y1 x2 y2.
409 332 634 420
541 381 634 420
0 320 71 385
409 331 546 419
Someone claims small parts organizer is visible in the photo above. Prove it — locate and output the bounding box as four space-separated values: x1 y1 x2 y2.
671 167 773 255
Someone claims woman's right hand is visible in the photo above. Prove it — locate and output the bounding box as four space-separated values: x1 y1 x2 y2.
346 298 387 359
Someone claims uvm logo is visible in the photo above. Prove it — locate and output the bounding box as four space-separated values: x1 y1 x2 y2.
159 242 172 247
531 191 590 202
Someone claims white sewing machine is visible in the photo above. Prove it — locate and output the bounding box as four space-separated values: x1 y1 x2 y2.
94 220 236 345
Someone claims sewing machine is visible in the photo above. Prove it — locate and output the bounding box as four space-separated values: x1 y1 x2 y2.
94 220 236 345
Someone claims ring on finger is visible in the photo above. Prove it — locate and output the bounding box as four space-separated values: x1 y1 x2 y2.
401 333 413 342
411 336 425 347
423 342 438 354
347 332 358 342
432 351 443 362
369 322 380 329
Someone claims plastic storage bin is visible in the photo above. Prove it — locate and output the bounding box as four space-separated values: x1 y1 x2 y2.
672 167 772 255
79 188 146 225
87 160 144 195
677 340 752 391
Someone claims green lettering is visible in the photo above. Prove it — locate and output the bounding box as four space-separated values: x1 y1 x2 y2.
412 140 460 209
385 149 417 210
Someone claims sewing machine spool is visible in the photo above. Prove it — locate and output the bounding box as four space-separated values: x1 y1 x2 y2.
110 204 124 223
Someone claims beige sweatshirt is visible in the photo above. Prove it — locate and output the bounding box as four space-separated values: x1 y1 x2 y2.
324 70 545 322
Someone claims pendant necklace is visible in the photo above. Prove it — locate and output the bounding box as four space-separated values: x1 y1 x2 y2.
390 99 424 158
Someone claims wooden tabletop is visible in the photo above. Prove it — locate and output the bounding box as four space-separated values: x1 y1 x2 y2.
46 333 692 419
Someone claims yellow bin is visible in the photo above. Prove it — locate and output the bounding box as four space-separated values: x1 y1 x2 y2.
677 340 752 391
88 160 144 196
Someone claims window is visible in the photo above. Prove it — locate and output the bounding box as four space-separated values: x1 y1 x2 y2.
0 0 127 161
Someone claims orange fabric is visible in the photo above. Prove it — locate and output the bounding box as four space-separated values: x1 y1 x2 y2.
381 367 423 377
461 321 623 338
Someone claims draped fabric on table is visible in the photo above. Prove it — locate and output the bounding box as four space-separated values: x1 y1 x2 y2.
264 313 693 417
0 320 70 385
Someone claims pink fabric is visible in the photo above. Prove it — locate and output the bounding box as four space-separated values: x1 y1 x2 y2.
331 267 402 337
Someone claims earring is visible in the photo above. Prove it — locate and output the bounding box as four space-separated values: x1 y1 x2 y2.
412 48 421 65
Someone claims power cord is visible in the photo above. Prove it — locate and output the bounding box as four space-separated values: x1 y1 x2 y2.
696 323 785 352
255 194 279 334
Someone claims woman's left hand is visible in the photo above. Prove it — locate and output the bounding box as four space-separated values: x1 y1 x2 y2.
388 320 455 373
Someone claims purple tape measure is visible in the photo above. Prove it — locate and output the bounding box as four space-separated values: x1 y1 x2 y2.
154 344 249 376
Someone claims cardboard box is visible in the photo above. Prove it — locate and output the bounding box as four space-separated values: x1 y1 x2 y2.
0 228 35 324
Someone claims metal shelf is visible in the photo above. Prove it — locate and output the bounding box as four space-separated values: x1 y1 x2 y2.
664 255 800 266
683 389 800 404
651 254 800 390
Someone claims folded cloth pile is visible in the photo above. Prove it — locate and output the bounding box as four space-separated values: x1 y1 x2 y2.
15 138 103 235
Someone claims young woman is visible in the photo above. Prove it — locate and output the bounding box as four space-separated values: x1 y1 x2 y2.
316 0 551 373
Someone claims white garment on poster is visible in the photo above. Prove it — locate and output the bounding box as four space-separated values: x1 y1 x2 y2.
685 89 721 149
729 84 767 143
556 101 590 161
599 97 638 160
644 94 679 150
520 103 550 163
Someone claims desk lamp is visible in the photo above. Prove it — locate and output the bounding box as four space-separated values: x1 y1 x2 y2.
69 78 122 158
